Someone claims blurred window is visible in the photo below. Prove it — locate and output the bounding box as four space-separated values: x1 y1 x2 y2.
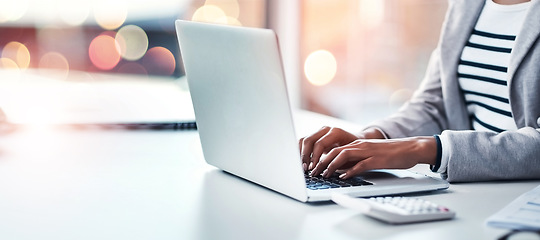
0 0 267 78
300 0 448 124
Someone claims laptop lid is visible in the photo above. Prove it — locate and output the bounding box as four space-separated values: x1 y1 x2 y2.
176 20 449 202
176 20 308 202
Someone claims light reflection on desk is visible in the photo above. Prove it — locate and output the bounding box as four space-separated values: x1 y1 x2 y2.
196 169 313 240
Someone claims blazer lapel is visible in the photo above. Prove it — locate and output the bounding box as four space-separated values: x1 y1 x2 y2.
507 1 540 84
439 0 484 78
439 0 484 129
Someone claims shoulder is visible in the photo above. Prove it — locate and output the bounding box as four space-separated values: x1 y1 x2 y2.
446 0 484 13
442 0 484 24
447 0 484 7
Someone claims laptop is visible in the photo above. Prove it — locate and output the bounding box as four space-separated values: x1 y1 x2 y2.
175 20 449 202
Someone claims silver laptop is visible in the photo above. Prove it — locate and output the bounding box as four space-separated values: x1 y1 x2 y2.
175 20 449 202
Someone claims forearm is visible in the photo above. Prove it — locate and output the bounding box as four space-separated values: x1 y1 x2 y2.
311 135 439 179
414 136 438 166
357 127 387 139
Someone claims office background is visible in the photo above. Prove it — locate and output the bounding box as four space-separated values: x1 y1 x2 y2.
3 2 540 240
0 0 447 126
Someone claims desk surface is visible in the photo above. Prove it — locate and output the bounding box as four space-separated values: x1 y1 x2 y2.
0 112 538 240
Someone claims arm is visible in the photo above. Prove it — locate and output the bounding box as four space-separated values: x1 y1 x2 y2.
369 48 540 182
301 43 449 177
440 127 540 182
310 136 439 179
366 47 540 182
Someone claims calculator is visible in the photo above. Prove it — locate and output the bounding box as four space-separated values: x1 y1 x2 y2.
331 193 456 224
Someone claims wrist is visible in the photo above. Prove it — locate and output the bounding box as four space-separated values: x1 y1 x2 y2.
358 127 386 139
414 136 438 166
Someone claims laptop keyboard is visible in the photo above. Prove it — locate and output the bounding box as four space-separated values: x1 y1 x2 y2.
305 172 373 190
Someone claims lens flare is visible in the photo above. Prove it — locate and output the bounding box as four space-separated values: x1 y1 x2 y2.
88 35 121 70
143 47 176 76
0 58 19 69
39 52 70 79
205 0 240 18
115 25 149 61
192 5 227 24
59 0 90 26
304 50 337 86
94 0 128 30
0 0 29 22
2 41 31 69
389 88 413 107
359 0 385 29
221 16 242 26
117 62 148 75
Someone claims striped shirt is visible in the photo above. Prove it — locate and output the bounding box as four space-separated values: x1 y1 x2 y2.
458 0 530 133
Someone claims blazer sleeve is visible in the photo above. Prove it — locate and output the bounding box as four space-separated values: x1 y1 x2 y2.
440 127 540 182
368 48 540 181
364 31 540 183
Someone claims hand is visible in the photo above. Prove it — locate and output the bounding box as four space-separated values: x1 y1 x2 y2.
298 126 385 172
310 137 437 179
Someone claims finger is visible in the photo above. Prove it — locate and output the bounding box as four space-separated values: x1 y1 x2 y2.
310 145 343 177
309 133 335 170
340 157 376 179
300 126 331 168
310 127 357 171
315 140 364 177
324 148 366 178
298 137 304 155
298 137 307 171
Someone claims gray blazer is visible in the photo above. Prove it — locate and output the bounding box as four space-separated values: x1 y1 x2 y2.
369 0 540 182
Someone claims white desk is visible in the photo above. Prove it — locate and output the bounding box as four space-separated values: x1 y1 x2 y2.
0 113 538 240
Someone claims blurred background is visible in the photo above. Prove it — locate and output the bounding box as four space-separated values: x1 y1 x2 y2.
0 0 447 126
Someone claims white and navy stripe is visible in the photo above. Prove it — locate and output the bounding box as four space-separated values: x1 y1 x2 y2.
457 0 530 133
458 30 517 133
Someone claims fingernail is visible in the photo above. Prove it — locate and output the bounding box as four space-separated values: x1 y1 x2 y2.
339 173 347 179
308 162 314 170
303 163 307 171
322 170 328 178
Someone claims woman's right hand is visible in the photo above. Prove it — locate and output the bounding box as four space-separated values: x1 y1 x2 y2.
298 126 358 172
298 126 386 173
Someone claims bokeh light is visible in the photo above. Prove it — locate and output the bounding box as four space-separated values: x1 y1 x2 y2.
88 35 121 70
2 41 31 69
0 58 19 69
359 0 385 29
143 47 175 76
0 0 29 22
59 0 91 26
31 0 59 23
192 2 242 26
304 50 337 86
389 88 413 107
205 0 240 19
94 0 128 30
192 5 227 24
39 52 70 79
115 25 149 61
222 16 242 26
117 62 148 75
